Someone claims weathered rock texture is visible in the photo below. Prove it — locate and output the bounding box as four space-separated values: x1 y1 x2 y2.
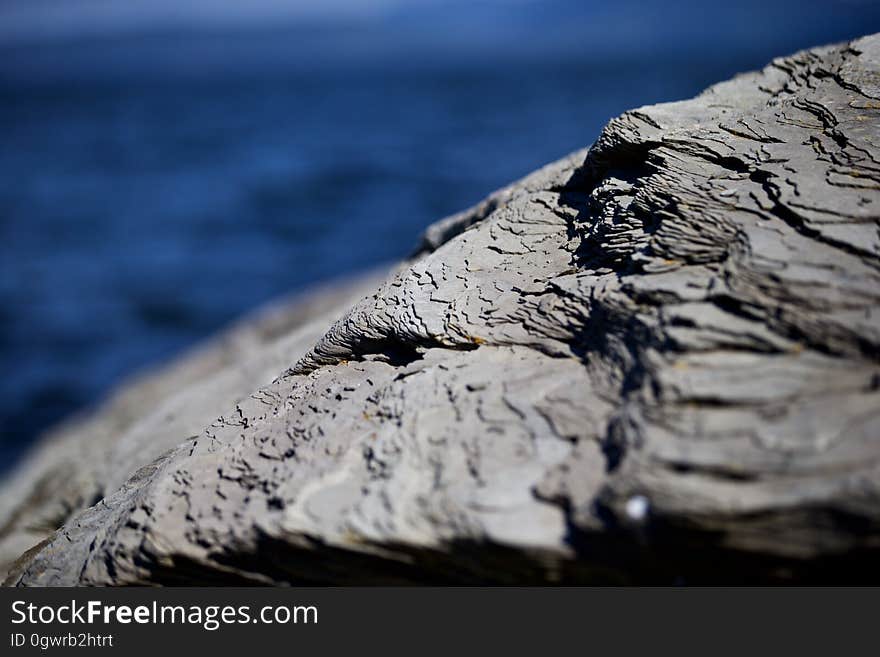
3 35 880 584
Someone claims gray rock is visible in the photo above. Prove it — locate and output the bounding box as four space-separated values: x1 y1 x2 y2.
3 34 880 584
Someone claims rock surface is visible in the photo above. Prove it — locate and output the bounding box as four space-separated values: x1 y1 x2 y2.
3 35 880 584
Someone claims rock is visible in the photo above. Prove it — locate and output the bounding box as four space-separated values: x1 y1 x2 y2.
3 34 880 585
0 273 387 579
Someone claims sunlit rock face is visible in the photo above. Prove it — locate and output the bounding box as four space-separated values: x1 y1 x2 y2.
3 34 880 585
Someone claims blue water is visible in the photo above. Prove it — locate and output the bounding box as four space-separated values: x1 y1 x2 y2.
1 1 878 472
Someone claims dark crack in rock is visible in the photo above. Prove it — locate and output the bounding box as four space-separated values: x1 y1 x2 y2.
3 35 880 585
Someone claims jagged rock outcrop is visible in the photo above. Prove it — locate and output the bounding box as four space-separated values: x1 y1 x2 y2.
3 34 880 584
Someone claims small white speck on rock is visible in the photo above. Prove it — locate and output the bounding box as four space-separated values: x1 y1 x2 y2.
625 495 650 522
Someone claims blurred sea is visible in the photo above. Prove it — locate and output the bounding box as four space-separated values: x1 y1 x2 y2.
1 0 878 472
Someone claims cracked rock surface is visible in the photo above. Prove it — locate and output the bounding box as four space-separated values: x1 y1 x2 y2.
3 35 880 584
